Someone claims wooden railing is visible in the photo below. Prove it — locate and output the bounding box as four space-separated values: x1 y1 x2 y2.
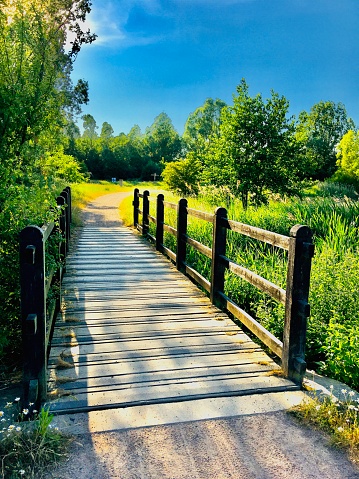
133 189 314 385
19 187 71 407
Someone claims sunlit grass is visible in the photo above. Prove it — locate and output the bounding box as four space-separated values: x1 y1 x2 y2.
0 402 71 478
292 388 359 463
71 180 133 209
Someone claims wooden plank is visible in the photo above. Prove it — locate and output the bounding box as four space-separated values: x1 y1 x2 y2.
46 376 298 414
163 201 177 210
50 331 256 352
51 324 237 343
51 350 272 379
184 263 211 293
185 236 212 258
163 223 177 236
162 245 176 262
186 207 214 223
51 362 278 392
48 342 259 367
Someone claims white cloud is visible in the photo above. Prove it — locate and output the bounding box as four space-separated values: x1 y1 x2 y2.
72 0 255 50
80 0 165 48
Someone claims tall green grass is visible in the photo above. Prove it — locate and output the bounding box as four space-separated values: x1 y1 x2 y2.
121 182 359 391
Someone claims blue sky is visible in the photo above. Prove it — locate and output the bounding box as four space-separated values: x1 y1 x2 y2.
71 0 359 135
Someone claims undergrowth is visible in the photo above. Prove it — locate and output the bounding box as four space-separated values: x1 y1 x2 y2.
0 402 71 478
292 387 359 463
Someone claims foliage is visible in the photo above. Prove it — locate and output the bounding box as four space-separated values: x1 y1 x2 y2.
203 80 303 208
334 130 359 187
0 184 61 362
292 388 359 462
313 181 358 201
71 112 185 181
321 319 359 388
183 98 226 152
143 113 183 165
39 149 87 183
0 0 95 196
0 0 94 372
296 102 355 181
0 403 71 478
162 153 202 196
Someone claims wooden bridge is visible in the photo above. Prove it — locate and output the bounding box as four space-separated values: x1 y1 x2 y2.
19 188 314 414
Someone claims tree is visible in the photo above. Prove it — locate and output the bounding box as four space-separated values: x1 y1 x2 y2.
0 0 96 196
82 114 98 143
162 154 202 196
0 0 95 364
39 148 87 183
183 98 226 151
203 80 302 209
144 113 183 164
100 122 114 141
296 101 355 180
334 130 359 185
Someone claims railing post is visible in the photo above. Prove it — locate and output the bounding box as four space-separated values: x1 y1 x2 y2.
176 198 188 271
64 186 72 225
282 225 314 385
210 207 227 308
20 226 47 406
60 189 70 253
142 190 150 235
133 188 139 227
57 195 66 265
156 194 164 252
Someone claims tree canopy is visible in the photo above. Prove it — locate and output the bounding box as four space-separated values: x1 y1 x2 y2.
296 101 355 180
183 98 226 152
203 80 302 208
335 130 359 185
0 0 95 196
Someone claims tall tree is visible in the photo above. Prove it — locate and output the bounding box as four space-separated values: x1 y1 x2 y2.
82 114 98 143
296 101 355 180
204 80 301 208
0 0 96 195
183 98 226 151
335 130 359 185
144 112 183 164
100 122 114 141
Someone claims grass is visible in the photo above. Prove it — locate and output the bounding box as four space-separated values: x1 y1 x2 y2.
0 403 71 478
70 180 133 226
292 387 359 464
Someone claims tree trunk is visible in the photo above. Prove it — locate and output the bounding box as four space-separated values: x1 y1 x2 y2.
241 190 248 209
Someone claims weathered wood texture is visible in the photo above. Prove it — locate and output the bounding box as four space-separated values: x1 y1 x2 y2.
45 227 299 415
133 190 314 385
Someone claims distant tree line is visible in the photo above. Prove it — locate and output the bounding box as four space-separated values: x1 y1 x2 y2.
65 85 357 207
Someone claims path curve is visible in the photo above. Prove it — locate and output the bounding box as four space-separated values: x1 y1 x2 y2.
80 191 131 227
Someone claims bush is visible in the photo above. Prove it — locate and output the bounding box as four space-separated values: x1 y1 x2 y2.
162 154 202 196
0 183 61 369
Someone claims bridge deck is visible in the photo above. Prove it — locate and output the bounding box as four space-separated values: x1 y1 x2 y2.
45 226 299 414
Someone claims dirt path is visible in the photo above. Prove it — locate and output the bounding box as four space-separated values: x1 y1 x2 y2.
44 192 359 479
46 411 359 479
